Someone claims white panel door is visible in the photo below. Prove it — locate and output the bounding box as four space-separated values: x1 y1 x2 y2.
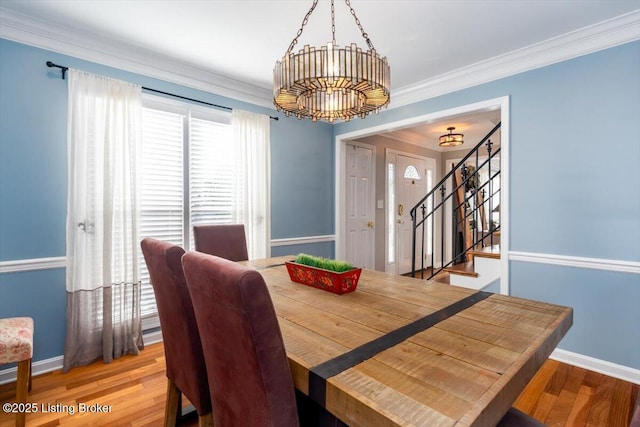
396 155 432 275
345 144 375 269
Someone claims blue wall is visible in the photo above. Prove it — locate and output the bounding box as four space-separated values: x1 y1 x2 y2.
1 37 639 371
271 117 334 240
272 242 334 259
511 262 640 369
0 38 334 363
333 41 640 370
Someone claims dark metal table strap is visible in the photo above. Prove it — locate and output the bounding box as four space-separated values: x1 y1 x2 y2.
308 290 493 406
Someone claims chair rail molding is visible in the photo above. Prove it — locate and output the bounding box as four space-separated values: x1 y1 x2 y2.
1 251 636 275
509 251 640 274
0 256 66 274
270 235 336 247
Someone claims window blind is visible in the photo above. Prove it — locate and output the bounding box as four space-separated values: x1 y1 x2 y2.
188 116 234 247
139 107 184 316
138 101 234 318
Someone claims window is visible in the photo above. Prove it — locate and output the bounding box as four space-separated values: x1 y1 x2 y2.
403 165 421 180
139 96 233 317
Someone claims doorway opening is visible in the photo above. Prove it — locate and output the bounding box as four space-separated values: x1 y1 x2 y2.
335 96 510 295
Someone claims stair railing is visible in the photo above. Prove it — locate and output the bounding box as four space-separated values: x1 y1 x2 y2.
410 122 501 279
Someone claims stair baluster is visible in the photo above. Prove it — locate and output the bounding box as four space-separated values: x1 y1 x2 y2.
410 122 502 280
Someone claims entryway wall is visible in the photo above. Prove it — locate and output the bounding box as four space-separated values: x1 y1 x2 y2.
351 128 502 274
351 134 441 271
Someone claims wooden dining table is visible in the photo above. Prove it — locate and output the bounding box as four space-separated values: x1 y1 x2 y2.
241 256 573 427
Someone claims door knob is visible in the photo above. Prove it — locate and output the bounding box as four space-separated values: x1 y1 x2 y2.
367 221 374 228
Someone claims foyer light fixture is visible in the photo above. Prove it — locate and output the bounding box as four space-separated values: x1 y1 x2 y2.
439 127 464 147
273 0 390 123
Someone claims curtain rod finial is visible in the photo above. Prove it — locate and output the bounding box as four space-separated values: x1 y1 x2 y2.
46 61 68 79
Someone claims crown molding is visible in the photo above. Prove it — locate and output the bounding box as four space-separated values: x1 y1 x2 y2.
390 10 640 109
0 7 274 109
1 7 638 112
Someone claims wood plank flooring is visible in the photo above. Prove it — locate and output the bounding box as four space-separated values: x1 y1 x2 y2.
0 342 637 426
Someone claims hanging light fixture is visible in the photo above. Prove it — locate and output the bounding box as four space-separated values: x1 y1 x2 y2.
439 127 464 147
273 0 390 123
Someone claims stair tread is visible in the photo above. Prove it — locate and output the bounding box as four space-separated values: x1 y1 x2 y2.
444 262 478 278
469 245 501 259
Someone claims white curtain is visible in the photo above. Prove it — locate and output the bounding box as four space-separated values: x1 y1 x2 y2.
231 110 270 259
64 69 143 372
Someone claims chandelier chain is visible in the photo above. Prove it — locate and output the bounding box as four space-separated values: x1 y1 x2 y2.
345 0 375 50
286 0 375 53
331 0 336 44
286 0 319 54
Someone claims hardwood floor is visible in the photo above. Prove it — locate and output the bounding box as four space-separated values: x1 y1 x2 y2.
1 342 637 426
513 359 639 427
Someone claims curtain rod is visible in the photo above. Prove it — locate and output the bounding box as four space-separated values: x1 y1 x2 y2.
46 61 279 121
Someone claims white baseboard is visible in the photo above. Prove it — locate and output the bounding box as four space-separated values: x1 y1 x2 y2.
143 330 163 346
1 342 637 387
550 348 640 384
0 355 63 385
0 330 164 385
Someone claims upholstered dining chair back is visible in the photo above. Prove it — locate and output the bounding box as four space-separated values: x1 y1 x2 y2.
629 388 640 427
193 224 249 261
182 251 299 427
140 238 212 426
497 407 547 427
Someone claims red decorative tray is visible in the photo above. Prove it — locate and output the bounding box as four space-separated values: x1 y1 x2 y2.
285 261 362 294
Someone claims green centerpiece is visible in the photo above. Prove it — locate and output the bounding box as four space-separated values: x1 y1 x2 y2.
285 254 362 294
293 253 354 272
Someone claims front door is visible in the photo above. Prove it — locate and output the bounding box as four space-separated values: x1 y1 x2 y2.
344 143 375 269
396 154 434 275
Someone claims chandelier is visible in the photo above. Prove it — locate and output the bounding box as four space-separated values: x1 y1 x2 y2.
439 127 464 147
273 0 390 123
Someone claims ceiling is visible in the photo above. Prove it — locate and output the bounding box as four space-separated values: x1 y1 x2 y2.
372 108 502 152
2 0 638 93
1 1 638 149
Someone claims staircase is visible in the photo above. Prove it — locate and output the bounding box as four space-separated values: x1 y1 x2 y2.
410 122 501 285
445 245 500 289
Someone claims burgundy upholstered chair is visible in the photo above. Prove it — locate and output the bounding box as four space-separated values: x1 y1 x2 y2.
497 407 547 427
182 251 299 427
193 224 249 261
140 238 212 427
630 388 640 427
